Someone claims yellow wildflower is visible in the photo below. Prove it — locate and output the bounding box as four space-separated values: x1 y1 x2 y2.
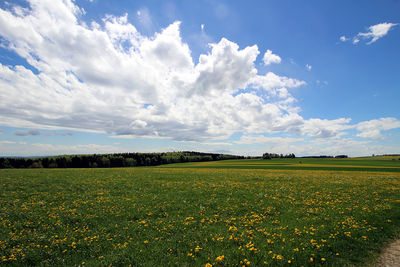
216 255 225 262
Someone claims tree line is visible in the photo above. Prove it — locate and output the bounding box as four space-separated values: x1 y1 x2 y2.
0 151 244 169
262 153 296 159
298 155 348 158
262 153 349 159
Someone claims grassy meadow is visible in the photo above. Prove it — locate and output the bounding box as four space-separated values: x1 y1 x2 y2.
160 157 400 172
1 158 400 266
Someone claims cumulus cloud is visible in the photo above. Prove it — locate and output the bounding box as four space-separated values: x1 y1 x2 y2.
0 0 310 141
300 118 352 138
262 49 281 65
0 1 398 144
305 64 312 71
356 118 400 139
339 35 348 42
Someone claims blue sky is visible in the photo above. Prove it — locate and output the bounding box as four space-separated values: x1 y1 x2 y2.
0 0 399 157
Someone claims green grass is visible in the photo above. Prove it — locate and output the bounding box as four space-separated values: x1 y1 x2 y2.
0 161 399 266
160 158 400 172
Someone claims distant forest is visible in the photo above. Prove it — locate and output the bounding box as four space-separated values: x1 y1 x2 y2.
0 151 245 169
261 153 350 159
262 153 296 159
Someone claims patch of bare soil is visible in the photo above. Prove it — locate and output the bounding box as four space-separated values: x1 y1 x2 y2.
374 239 400 267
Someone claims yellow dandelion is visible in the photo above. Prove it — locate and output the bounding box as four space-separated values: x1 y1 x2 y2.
216 255 225 262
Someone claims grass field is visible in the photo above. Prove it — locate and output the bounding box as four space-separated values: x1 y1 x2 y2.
160 157 400 172
1 158 400 266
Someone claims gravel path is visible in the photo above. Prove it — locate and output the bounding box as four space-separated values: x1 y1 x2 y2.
374 239 400 267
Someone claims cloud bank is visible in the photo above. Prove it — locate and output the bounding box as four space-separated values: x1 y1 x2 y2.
0 1 399 144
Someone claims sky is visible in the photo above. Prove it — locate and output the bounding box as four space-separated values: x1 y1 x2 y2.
0 0 399 157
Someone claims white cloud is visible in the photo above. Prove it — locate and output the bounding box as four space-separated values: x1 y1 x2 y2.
300 118 352 138
235 135 301 145
32 143 119 154
230 134 400 157
357 22 398 44
0 0 398 146
342 23 397 45
0 142 122 156
250 72 305 93
201 24 204 31
356 118 400 139
0 0 309 141
229 134 378 157
0 140 16 145
201 142 232 146
296 138 369 157
305 64 312 71
262 49 281 65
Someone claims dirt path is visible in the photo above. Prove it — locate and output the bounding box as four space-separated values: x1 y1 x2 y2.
374 239 400 267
